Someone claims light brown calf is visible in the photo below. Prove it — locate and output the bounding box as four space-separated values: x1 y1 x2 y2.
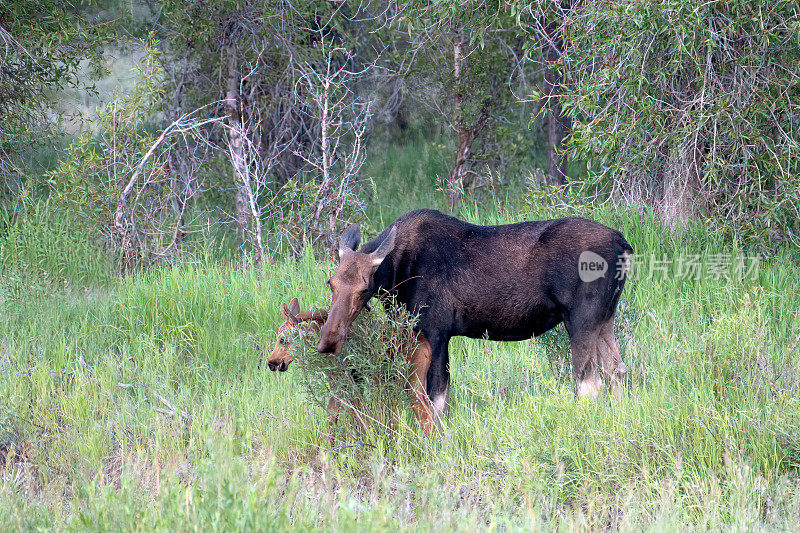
268 297 435 437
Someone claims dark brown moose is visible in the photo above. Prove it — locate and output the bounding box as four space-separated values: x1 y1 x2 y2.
269 297 435 436
318 209 633 425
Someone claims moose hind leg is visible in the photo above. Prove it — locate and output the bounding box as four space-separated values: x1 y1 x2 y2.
569 328 601 399
428 370 450 423
598 318 626 399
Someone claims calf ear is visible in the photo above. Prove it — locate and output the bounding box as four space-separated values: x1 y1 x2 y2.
339 223 361 257
370 226 396 267
282 301 300 326
288 297 300 316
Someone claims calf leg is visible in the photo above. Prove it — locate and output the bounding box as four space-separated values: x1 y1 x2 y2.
326 394 369 443
326 396 340 445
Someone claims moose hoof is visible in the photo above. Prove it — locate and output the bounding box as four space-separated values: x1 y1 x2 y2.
577 378 601 400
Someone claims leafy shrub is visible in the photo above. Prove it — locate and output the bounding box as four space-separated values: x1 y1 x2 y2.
292 299 417 445
562 0 800 247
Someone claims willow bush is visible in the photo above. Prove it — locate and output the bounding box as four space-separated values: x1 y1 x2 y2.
559 0 800 246
291 298 418 445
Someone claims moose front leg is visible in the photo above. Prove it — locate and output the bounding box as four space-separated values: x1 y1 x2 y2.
406 333 435 435
426 335 451 425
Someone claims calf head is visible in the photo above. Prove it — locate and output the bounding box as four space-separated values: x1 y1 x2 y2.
268 297 301 372
317 223 396 355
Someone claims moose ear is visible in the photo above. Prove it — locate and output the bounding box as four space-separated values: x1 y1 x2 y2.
339 223 361 258
369 225 396 267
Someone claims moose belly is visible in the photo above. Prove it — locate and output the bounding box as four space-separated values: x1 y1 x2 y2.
453 305 562 341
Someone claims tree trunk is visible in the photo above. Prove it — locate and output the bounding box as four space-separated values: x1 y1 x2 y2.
167 48 191 249
544 28 570 185
385 74 407 142
448 24 467 207
663 138 704 229
244 169 264 267
448 24 488 207
311 67 332 240
225 48 250 249
449 127 475 205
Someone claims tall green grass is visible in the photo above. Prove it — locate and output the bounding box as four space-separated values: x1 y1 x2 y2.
0 201 115 288
361 137 451 226
2 149 800 529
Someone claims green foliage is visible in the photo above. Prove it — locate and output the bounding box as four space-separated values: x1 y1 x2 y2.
1 196 800 528
50 38 164 203
4 8 800 528
114 251 328 369
396 1 533 177
258 170 372 260
0 1 108 124
560 0 800 247
293 299 417 444
46 41 200 263
361 136 451 224
0 0 111 194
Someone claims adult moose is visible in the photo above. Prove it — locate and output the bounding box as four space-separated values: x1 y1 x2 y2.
318 209 633 423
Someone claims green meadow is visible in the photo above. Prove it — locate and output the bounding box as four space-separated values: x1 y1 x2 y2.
1 142 800 531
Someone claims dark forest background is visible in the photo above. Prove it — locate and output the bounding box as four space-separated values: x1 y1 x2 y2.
3 0 798 272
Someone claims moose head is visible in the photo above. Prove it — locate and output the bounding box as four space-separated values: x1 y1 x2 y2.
317 223 396 355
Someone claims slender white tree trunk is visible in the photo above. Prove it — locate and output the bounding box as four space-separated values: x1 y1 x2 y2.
447 24 491 207
225 47 263 264
448 24 469 206
225 49 249 244
543 18 571 185
312 61 333 232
